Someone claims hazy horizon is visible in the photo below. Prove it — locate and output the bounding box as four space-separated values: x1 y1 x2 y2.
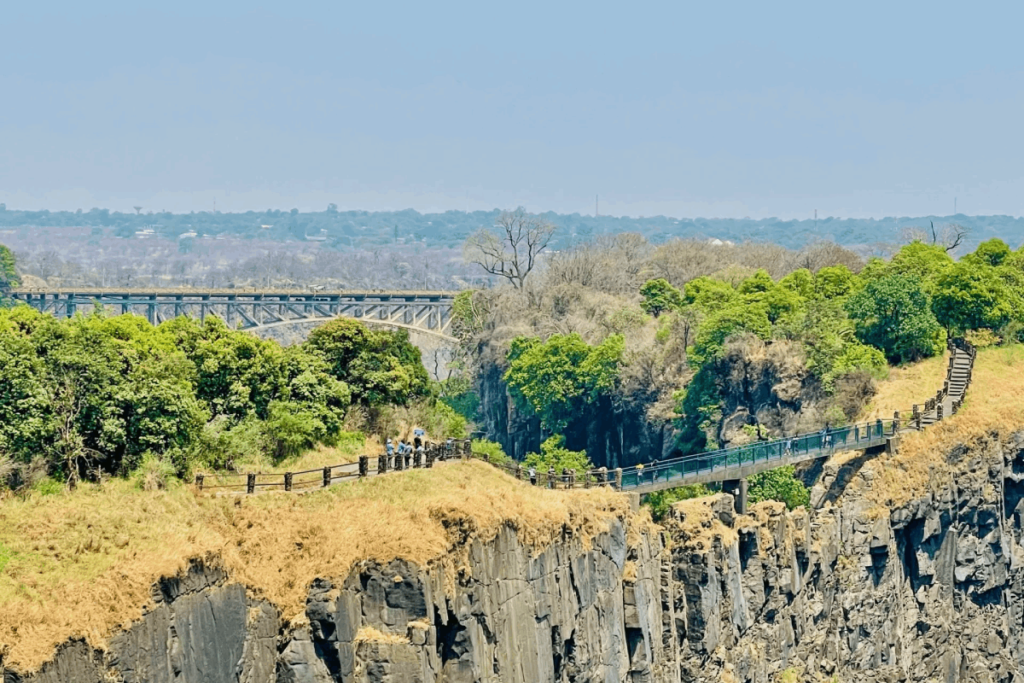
5 1 1024 219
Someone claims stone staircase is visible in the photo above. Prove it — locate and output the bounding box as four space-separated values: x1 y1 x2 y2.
907 338 975 430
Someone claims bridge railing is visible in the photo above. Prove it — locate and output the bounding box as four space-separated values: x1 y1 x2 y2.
195 339 975 496
618 419 894 490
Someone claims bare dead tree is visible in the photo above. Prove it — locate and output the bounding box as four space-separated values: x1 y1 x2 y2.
900 222 970 253
463 208 556 289
547 241 598 288
932 221 969 252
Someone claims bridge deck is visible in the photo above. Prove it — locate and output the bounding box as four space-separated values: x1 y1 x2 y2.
9 288 459 338
617 339 975 493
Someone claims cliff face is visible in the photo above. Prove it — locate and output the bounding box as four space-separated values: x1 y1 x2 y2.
477 362 675 469
10 431 1024 683
4 517 669 683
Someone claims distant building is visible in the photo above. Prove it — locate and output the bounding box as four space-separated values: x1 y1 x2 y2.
306 229 328 242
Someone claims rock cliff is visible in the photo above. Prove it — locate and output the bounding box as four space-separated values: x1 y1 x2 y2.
477 361 675 469
9 430 1024 682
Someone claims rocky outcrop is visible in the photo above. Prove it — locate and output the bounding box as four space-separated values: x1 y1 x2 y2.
477 360 675 468
12 431 1024 682
3 519 669 683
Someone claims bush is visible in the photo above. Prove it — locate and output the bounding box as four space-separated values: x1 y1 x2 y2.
132 452 178 491
33 477 64 497
472 438 513 466
523 435 593 474
747 465 809 510
191 416 272 472
645 484 713 521
264 401 328 461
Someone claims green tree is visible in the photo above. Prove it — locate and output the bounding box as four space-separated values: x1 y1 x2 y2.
737 269 774 295
813 265 859 300
639 278 684 317
305 318 430 406
778 268 814 298
846 273 943 363
890 241 953 280
451 289 488 338
690 304 772 363
0 244 18 288
160 316 285 420
932 262 1015 333
471 438 513 466
683 276 740 310
747 465 809 509
504 333 624 431
523 435 593 474
786 299 887 391
969 238 1011 267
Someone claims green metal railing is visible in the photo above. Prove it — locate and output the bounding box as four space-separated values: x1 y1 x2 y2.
618 419 895 490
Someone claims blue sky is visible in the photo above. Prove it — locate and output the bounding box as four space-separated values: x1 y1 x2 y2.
3 1 1024 218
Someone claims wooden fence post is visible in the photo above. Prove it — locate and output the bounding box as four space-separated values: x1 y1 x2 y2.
515 465 522 480
378 454 387 475
598 467 607 486
247 473 256 495
284 472 293 492
195 473 204 491
322 466 331 487
426 448 435 468
614 468 623 490
358 456 368 478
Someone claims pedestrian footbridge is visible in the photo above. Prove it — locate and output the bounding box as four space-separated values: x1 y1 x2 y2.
612 338 975 508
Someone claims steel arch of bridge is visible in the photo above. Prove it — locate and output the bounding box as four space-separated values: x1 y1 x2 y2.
9 288 458 340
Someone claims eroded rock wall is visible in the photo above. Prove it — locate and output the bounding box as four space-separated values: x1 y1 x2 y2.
3 519 672 683
11 431 1024 682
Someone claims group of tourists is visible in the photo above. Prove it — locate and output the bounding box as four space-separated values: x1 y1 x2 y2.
383 429 462 467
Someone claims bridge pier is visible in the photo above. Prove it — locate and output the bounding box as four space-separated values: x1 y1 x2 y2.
722 478 748 514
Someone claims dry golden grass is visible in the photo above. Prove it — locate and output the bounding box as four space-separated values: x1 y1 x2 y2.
263 440 366 473
858 345 1024 509
354 626 409 644
0 460 627 672
859 350 949 421
667 495 738 549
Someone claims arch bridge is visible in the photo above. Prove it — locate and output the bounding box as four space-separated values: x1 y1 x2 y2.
9 288 458 341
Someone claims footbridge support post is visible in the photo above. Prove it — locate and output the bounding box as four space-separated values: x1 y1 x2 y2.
722 478 748 514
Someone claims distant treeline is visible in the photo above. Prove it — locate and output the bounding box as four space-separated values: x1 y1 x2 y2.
1 203 1022 251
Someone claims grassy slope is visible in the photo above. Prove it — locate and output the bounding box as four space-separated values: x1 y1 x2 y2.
852 344 1024 509
859 350 950 421
0 460 627 671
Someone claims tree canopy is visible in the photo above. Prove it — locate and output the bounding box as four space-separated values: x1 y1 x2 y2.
0 307 436 485
504 333 624 431
845 273 943 363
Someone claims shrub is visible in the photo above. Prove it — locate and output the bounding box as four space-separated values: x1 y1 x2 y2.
471 438 513 466
523 435 593 474
33 477 64 497
645 484 713 521
132 452 178 491
747 465 809 510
